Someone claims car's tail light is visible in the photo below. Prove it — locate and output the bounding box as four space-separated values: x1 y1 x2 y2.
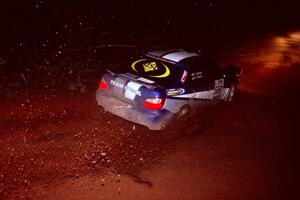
98 79 108 90
144 97 165 110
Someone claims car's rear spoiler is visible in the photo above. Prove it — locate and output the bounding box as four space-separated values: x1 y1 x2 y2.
105 69 158 90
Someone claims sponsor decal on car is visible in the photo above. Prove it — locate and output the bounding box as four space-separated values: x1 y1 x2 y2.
191 72 203 80
212 79 224 99
143 62 158 72
124 81 142 100
166 88 185 96
131 59 170 78
110 80 142 98
110 79 124 89
181 70 188 83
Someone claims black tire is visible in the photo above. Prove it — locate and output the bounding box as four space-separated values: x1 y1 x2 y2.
224 84 237 103
166 105 191 137
175 105 191 121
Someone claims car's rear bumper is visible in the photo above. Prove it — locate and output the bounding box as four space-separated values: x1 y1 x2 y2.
96 90 174 130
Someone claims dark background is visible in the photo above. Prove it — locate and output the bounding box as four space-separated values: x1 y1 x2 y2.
1 0 299 51
0 0 299 90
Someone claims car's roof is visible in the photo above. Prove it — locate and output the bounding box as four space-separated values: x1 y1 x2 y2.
146 49 200 64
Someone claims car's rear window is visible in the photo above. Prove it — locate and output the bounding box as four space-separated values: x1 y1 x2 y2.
182 56 220 75
116 57 183 86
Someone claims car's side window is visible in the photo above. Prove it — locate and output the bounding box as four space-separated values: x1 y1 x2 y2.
185 58 218 91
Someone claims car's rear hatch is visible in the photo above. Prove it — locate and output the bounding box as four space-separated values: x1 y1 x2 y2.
98 71 165 111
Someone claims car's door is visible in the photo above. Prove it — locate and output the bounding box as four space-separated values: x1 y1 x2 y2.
184 57 224 100
201 58 224 99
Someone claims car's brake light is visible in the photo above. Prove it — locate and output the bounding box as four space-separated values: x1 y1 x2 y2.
98 79 108 90
144 97 165 110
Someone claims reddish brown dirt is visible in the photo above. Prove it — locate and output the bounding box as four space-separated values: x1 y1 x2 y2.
0 89 178 199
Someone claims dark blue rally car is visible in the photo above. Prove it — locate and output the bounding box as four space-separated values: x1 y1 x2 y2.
96 49 242 130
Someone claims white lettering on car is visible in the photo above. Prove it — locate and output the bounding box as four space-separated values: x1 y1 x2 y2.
111 80 142 100
124 81 142 100
110 80 124 89
191 72 203 80
125 85 141 96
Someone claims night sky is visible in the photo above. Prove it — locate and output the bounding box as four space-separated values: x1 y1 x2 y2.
0 0 299 60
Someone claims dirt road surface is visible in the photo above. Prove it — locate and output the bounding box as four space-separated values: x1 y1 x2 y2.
0 31 299 199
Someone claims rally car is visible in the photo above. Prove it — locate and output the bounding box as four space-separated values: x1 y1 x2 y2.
96 49 242 130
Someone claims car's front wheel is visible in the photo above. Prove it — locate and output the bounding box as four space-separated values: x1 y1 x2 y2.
224 84 237 103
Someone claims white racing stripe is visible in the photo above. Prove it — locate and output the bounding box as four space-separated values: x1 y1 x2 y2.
137 77 155 84
174 90 215 99
162 51 199 62
124 81 142 100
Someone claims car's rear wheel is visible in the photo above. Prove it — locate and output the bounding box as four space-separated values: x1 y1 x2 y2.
166 105 190 134
166 105 204 138
175 105 191 121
